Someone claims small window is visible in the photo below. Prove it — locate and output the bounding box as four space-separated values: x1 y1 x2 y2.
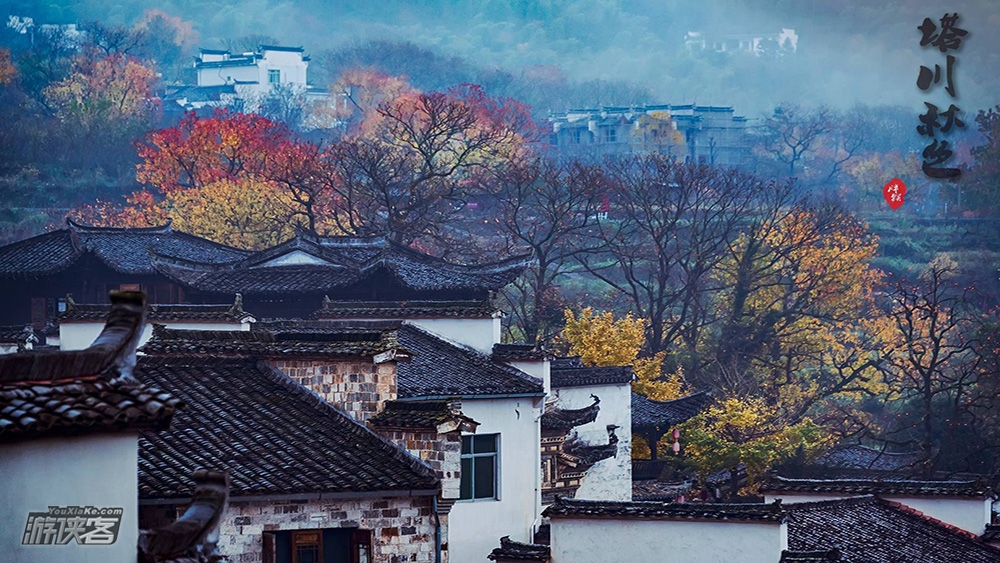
571 129 582 145
292 530 322 563
268 69 281 84
605 128 617 143
460 434 499 500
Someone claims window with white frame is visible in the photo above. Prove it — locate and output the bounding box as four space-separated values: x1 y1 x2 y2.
268 69 281 84
460 434 499 500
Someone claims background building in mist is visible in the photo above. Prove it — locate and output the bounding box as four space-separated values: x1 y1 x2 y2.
548 104 753 167
684 28 798 57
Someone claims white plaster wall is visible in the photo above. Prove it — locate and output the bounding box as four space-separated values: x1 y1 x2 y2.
0 343 17 354
551 383 632 502
405 318 498 354
260 50 308 85
0 433 138 563
550 518 786 563
60 320 249 351
257 250 331 267
883 496 991 535
508 360 550 395
765 492 991 535
449 396 543 563
198 64 258 87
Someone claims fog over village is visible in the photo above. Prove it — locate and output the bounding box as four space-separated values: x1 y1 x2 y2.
1 1 1000 562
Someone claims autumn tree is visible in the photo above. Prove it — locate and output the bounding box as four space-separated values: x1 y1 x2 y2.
326 67 415 132
133 10 200 82
755 103 832 178
711 204 889 435
559 307 691 460
71 177 297 250
327 84 538 244
681 397 830 489
879 256 996 474
559 307 684 401
495 157 607 344
136 109 289 192
965 105 1000 214
44 52 159 134
579 155 776 373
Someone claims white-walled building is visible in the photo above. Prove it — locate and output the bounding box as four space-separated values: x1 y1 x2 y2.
57 298 255 351
545 498 787 563
0 292 181 563
761 475 996 536
195 46 310 98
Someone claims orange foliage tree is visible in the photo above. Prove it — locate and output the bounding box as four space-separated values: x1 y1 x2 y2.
43 51 159 140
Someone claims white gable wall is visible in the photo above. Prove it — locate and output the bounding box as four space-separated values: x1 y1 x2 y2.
60 320 250 351
550 518 786 563
448 395 543 563
0 433 138 563
764 492 992 535
256 250 332 267
508 359 550 395
405 317 499 355
550 382 632 501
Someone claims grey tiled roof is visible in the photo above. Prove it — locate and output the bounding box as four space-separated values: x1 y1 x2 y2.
631 391 710 432
368 400 477 430
140 324 401 358
135 356 440 499
313 299 499 320
550 364 633 388
0 291 181 442
0 220 248 278
0 379 181 443
60 301 254 323
542 497 786 522
541 395 600 432
780 550 843 562
493 343 548 361
760 476 993 498
631 480 693 502
813 444 922 473
395 326 544 399
152 233 533 295
488 536 550 561
786 496 1000 562
0 324 38 344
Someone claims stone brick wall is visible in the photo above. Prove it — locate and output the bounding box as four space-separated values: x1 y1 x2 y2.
376 429 463 500
271 359 397 422
146 494 445 563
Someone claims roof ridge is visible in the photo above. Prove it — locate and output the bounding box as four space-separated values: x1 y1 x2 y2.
401 324 536 380
782 494 880 511
255 360 439 484
67 218 173 233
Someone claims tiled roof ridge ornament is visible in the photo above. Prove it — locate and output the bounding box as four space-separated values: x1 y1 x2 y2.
0 290 147 384
227 293 244 316
138 469 230 562
93 290 147 381
66 216 173 233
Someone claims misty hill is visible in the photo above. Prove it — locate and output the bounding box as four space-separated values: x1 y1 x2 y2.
4 0 998 115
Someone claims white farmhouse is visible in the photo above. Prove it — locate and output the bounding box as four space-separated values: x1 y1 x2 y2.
0 291 181 563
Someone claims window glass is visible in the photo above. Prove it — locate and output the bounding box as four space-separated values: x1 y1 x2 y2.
473 434 497 453
474 456 495 498
460 433 499 500
460 457 473 499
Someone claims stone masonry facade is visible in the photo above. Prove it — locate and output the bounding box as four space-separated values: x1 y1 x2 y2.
155 494 447 563
376 428 463 500
272 359 397 422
